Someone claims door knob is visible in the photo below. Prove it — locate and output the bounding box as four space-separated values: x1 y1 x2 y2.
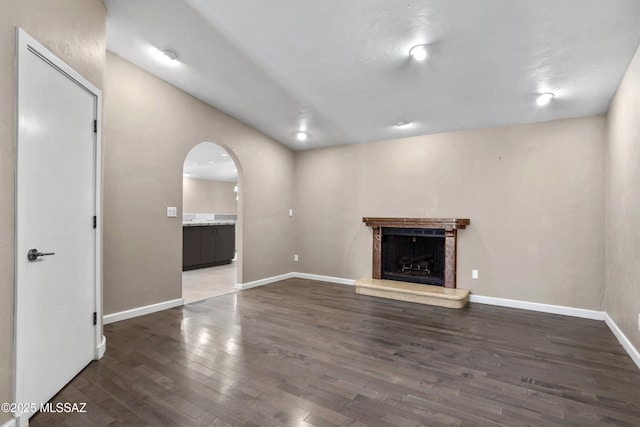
27 248 55 261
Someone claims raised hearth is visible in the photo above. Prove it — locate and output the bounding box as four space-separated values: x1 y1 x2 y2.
355 278 469 309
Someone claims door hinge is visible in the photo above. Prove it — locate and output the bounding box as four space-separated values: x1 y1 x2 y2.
93 312 97 325
93 215 97 229
93 119 97 133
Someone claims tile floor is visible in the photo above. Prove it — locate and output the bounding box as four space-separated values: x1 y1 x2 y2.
182 261 237 304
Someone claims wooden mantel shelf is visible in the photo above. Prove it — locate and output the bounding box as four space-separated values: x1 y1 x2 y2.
362 217 470 230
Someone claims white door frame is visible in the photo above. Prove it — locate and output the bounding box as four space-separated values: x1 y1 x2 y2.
13 27 105 423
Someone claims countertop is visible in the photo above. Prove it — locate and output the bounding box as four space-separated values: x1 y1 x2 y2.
183 221 236 227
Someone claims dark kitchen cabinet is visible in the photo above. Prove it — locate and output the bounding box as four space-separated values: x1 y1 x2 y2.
214 224 235 263
200 226 216 264
182 226 203 268
182 224 235 271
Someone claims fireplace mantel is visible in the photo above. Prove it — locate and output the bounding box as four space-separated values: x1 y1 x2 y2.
363 217 470 288
363 217 470 230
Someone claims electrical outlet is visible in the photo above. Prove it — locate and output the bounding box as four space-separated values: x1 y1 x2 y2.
289 209 294 217
167 206 177 217
472 270 478 279
294 254 299 262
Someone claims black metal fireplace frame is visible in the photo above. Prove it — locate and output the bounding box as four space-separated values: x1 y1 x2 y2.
381 227 446 286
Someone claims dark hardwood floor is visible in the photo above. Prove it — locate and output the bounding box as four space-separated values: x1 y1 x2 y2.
31 279 640 426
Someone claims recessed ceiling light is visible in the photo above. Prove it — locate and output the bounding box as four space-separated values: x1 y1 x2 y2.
294 131 309 141
221 153 228 157
153 48 180 65
183 173 191 177
160 48 178 61
191 163 197 166
395 121 411 128
409 44 428 61
536 92 555 106
208 161 214 164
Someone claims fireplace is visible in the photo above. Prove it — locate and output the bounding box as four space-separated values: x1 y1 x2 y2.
382 227 445 286
363 217 470 288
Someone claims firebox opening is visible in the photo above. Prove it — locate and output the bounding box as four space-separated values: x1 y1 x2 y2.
381 227 445 286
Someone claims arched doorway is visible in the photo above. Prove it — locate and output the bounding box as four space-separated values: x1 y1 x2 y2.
181 142 240 303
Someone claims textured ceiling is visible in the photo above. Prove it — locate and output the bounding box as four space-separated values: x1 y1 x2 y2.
105 0 640 150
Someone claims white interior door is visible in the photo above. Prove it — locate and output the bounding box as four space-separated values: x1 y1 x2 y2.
15 29 102 422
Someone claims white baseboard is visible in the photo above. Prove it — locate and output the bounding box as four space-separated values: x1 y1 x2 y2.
235 272 354 291
1 417 16 427
103 298 184 325
235 272 296 290
469 294 605 320
96 335 106 359
293 272 355 286
604 313 640 370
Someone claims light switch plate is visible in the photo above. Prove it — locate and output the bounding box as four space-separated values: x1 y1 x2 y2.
167 206 177 217
472 270 478 279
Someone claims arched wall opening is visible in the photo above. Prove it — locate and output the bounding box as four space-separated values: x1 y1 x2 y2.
181 141 243 303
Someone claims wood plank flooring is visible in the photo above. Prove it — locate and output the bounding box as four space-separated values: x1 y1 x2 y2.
31 279 640 426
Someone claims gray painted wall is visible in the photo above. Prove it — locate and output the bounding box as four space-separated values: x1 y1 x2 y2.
103 52 295 315
183 178 238 214
294 116 606 310
606 43 640 352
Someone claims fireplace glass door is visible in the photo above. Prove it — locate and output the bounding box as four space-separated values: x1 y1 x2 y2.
381 227 445 286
